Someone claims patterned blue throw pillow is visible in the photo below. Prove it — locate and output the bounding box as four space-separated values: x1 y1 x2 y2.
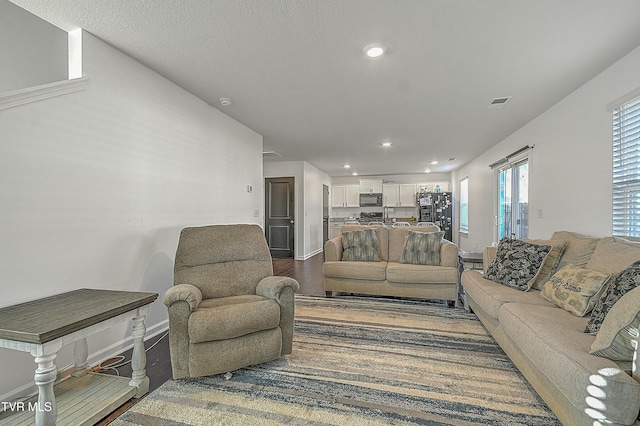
485 237 552 291
585 259 640 334
342 229 380 262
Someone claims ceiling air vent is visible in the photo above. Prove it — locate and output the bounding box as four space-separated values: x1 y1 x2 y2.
262 151 282 158
489 96 511 109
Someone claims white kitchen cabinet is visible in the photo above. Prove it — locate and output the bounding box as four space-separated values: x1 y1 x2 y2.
359 179 383 194
398 184 417 206
329 222 343 239
383 184 398 207
331 184 360 207
383 184 417 207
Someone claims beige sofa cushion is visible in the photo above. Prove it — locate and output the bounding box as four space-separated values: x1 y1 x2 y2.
499 303 640 425
386 262 458 284
586 237 640 275
323 260 387 281
387 226 438 262
462 270 555 321
551 231 599 270
540 265 611 317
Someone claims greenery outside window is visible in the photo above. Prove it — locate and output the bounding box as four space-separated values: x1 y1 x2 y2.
612 95 640 237
459 177 469 233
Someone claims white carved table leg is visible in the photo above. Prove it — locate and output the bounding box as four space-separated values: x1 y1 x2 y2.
72 338 89 377
129 312 149 398
33 353 58 426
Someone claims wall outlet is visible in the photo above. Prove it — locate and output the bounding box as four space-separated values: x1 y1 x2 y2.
253 209 260 217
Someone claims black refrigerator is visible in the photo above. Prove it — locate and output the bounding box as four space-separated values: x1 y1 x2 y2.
417 191 453 241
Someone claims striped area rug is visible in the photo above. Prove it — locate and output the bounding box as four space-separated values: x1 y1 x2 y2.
112 295 559 425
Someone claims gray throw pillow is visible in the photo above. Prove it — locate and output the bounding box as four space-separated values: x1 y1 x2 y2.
342 229 380 262
585 259 640 334
485 238 552 291
399 231 444 265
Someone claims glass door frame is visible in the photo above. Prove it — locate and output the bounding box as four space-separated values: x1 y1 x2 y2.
496 157 529 241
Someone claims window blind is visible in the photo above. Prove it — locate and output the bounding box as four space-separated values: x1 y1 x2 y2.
612 96 640 237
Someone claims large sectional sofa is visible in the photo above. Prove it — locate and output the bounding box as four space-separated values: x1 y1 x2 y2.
323 225 459 305
462 231 640 425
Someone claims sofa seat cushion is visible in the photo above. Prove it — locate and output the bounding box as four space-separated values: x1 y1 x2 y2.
499 303 640 425
189 296 281 343
323 260 387 281
462 270 555 321
386 262 458 284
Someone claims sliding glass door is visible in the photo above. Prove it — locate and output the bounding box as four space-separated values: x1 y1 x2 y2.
497 159 529 240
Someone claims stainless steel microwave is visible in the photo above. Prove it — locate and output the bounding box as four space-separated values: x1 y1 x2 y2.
360 193 383 207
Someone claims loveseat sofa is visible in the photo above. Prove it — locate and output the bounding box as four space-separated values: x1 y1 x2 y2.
323 225 459 305
462 231 640 426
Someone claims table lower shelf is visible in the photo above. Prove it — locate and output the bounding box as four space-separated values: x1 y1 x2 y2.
0 373 136 426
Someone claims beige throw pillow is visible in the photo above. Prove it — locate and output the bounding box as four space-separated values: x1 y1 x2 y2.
540 265 611 317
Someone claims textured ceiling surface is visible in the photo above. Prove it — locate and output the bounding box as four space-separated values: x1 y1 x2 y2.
10 0 640 176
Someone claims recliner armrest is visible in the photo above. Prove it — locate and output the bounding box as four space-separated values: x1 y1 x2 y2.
164 283 203 312
324 237 343 261
256 276 300 299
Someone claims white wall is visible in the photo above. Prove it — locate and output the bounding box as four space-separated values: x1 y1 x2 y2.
264 161 331 259
0 0 67 92
454 43 640 252
0 30 264 400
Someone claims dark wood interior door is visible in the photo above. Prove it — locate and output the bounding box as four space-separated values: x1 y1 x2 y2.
265 177 295 258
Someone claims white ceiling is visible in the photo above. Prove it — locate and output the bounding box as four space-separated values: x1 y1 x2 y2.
10 0 640 177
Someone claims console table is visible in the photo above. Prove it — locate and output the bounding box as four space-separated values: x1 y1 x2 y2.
0 288 158 426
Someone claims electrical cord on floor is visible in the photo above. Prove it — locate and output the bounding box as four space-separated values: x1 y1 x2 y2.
2 332 169 410
93 331 169 376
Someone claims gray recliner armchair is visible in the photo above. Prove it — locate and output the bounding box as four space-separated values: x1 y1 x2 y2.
164 224 300 379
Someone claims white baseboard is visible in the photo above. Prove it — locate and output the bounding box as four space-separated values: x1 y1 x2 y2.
297 247 323 260
0 319 169 405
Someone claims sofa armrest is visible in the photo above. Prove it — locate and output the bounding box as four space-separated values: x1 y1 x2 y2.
483 246 497 273
324 237 343 261
256 276 300 299
440 241 459 267
164 283 203 312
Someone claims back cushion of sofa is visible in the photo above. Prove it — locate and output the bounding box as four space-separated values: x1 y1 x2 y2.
551 231 599 270
586 237 640 275
387 226 437 262
340 225 389 261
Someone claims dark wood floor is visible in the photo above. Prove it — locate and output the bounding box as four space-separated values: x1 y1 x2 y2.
96 253 325 425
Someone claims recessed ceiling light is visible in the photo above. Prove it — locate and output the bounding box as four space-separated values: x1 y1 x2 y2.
424 169 431 173
343 164 351 169
352 172 358 176
364 43 385 58
219 97 232 106
381 142 392 147
430 160 439 165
